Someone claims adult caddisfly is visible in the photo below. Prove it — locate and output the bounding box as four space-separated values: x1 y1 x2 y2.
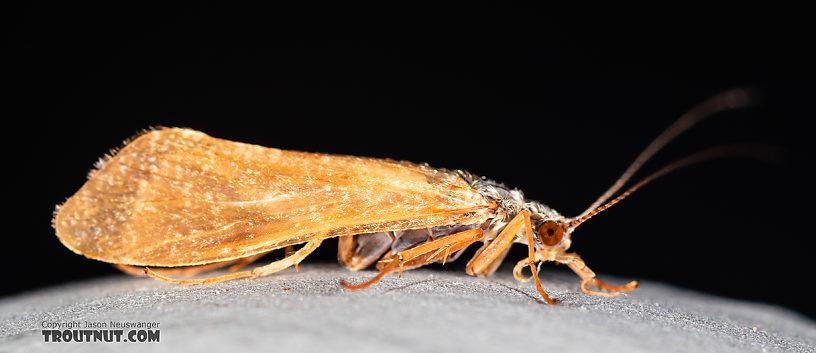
53 88 757 304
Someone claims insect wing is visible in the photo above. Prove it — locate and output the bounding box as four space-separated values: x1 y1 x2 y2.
54 128 495 266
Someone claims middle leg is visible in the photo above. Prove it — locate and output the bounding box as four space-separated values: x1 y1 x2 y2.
340 228 484 290
337 232 395 271
465 212 526 277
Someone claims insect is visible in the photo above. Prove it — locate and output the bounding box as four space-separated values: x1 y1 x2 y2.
53 88 755 304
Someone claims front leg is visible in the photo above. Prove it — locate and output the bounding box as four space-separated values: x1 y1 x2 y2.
514 251 639 297
555 252 639 296
465 210 559 304
517 210 559 304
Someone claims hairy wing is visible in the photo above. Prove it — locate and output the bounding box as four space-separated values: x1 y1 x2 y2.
54 128 496 266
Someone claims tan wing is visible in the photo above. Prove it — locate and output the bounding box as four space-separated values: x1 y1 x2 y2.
54 128 496 266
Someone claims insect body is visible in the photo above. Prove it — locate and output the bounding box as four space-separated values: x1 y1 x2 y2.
53 89 753 304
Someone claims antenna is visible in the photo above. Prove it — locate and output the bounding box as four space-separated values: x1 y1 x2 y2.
573 87 758 223
567 144 778 229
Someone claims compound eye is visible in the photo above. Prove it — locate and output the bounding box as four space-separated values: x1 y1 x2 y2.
537 221 564 246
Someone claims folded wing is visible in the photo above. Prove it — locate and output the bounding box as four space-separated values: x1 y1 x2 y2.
54 128 496 266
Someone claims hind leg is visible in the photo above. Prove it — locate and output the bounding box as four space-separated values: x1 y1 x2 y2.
145 238 323 285
115 250 272 278
115 259 239 277
115 251 271 277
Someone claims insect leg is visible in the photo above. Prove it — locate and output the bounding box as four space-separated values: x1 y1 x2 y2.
554 252 639 297
144 238 323 285
516 210 559 304
401 229 482 267
228 251 270 272
337 235 356 267
284 245 299 272
115 251 272 278
114 259 243 277
512 257 532 282
340 228 483 290
246 238 323 279
465 213 525 277
512 251 639 297
337 232 395 271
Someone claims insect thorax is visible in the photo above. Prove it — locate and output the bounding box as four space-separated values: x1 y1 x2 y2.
456 170 564 225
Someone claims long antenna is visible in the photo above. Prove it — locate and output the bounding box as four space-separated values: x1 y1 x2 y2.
575 87 757 221
568 144 778 229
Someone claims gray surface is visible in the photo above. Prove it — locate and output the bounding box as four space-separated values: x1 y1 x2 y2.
1 264 814 352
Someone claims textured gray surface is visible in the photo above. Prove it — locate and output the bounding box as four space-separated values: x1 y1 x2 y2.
1 264 814 352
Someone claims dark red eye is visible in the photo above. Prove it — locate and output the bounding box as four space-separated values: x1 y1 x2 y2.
537 221 563 246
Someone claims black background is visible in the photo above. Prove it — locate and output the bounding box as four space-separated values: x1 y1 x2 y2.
4 4 814 319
